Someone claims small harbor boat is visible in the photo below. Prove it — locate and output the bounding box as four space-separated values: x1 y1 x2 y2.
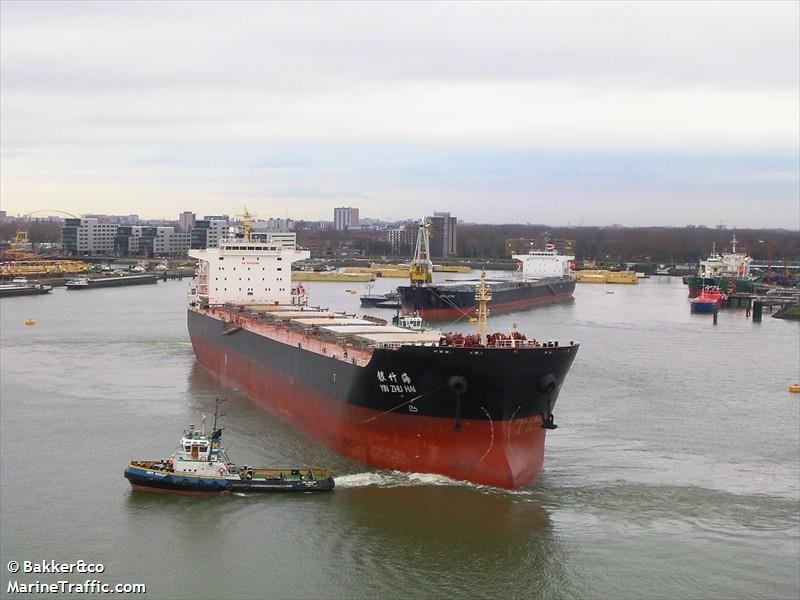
124 402 335 494
690 285 725 313
359 289 400 307
0 278 53 298
66 273 159 290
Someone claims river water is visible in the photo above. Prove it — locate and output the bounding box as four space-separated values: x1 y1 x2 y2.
1 275 798 599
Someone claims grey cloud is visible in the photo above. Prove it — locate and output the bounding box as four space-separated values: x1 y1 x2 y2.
2 1 797 92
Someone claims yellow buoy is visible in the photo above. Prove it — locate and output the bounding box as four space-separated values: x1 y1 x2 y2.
789 384 800 394
24 319 35 326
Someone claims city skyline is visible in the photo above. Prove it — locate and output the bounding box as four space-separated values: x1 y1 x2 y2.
1 1 798 228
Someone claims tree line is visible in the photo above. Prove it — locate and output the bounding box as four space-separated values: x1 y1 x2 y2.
2 219 797 262
456 225 798 262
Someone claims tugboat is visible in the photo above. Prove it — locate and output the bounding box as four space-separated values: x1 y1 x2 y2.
360 285 400 308
124 401 335 493
689 285 726 313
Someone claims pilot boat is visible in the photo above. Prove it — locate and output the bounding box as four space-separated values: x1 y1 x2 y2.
124 403 335 493
689 285 726 313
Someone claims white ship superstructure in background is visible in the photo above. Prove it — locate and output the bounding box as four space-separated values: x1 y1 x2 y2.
697 234 753 280
512 247 576 280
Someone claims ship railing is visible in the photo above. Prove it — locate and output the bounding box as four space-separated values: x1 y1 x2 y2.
491 339 539 348
376 342 437 350
234 315 373 366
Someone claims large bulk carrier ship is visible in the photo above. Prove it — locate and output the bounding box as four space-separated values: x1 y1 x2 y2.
397 223 576 320
187 212 579 489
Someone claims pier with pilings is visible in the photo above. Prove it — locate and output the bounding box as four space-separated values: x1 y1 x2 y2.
727 291 800 322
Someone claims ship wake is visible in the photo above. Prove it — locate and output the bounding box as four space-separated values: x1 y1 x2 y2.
335 471 482 490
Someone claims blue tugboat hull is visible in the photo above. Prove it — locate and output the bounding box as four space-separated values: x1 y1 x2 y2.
690 301 717 313
124 465 334 493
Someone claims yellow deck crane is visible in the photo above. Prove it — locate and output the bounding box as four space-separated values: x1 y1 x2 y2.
409 218 433 286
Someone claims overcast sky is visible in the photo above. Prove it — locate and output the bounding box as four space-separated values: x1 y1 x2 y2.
1 1 798 227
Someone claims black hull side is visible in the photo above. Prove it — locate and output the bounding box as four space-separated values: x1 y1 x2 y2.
66 275 159 289
398 278 575 316
188 309 578 422
0 288 52 298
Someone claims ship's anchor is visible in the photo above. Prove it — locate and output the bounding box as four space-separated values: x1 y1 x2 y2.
538 374 558 430
447 375 468 432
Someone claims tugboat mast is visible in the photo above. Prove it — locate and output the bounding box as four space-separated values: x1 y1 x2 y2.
409 218 433 287
475 270 492 346
212 397 225 434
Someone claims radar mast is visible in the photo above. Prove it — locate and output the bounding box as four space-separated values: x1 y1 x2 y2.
475 270 492 346
238 207 255 242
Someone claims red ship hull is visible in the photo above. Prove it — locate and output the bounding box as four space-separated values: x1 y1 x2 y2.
191 335 548 489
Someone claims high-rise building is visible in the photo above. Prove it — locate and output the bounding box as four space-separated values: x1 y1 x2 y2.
153 227 192 257
179 211 196 233
385 224 418 256
190 218 230 249
61 218 117 255
253 218 294 233
334 207 359 230
429 212 457 258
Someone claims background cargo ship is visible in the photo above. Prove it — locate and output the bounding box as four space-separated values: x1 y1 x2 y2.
686 235 756 297
187 212 579 489
397 222 576 320
0 278 52 298
65 273 159 290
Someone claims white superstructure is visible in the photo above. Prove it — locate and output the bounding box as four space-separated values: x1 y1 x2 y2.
189 226 310 306
697 235 753 280
512 249 575 279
